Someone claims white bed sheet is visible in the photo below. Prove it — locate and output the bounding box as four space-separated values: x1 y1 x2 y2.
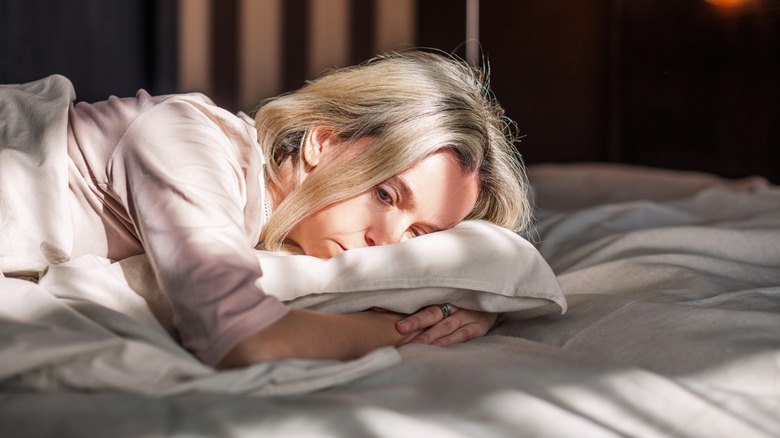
2 163 779 437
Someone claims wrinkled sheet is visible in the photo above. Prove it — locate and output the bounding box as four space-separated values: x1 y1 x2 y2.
2 163 780 437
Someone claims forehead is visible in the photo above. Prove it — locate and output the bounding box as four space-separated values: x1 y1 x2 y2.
396 150 479 230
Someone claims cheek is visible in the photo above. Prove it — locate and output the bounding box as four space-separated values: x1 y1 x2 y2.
303 193 376 234
329 194 377 228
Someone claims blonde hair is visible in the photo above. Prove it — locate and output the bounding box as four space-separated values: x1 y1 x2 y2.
254 50 532 252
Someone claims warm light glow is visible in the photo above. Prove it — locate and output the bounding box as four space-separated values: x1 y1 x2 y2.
705 0 753 8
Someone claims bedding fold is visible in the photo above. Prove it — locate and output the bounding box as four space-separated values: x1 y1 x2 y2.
0 257 401 396
0 75 75 276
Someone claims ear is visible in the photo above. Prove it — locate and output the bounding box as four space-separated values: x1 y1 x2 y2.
302 126 335 169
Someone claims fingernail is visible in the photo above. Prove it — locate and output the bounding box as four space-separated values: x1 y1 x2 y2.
397 321 410 333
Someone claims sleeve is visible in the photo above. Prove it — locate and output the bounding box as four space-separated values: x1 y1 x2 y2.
107 98 289 366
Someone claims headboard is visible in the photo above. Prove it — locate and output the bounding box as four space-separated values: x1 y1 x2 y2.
2 0 777 183
420 0 780 183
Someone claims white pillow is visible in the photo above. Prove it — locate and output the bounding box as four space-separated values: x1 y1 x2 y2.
256 220 566 315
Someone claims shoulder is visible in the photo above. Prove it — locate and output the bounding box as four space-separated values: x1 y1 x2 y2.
110 92 263 174
128 92 256 144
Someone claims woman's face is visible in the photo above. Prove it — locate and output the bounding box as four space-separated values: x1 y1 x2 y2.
286 149 480 259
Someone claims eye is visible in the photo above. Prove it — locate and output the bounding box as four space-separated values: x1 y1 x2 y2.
376 186 394 205
409 227 424 238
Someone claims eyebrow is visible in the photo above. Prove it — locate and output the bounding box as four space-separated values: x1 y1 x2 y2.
389 175 443 233
389 175 416 208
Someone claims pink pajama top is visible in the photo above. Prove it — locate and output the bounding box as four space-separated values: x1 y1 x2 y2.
63 85 289 366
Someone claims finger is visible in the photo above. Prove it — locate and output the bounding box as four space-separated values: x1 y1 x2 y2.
408 312 466 344
439 303 459 319
430 323 485 346
411 311 493 345
396 304 454 334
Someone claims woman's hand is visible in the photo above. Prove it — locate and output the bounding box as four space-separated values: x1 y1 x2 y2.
394 305 499 346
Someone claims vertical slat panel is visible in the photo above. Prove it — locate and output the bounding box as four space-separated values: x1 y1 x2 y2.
375 0 416 54
240 0 282 112
350 0 375 64
178 0 211 94
148 0 178 94
416 0 466 57
282 0 309 92
607 0 623 162
211 0 239 109
309 0 350 77
465 0 479 64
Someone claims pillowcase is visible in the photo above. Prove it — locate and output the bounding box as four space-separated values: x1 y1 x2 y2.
255 220 566 315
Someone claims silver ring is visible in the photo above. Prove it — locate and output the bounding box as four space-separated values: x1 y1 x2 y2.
437 303 453 319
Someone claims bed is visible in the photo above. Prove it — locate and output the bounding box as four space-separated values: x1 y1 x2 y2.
1 156 778 436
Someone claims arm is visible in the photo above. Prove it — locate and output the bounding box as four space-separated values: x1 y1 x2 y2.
109 98 290 366
217 309 420 368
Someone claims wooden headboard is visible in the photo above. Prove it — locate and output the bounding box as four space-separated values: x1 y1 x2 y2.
2 0 777 182
420 0 780 183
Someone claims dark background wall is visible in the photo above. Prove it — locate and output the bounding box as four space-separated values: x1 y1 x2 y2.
2 0 778 182
617 0 780 182
0 0 177 102
419 0 780 182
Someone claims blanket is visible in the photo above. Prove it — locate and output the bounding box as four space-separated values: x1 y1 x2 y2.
1 164 779 436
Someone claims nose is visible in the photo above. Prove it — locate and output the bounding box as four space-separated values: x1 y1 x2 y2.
365 218 406 247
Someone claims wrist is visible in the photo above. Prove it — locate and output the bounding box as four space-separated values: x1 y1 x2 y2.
216 309 412 369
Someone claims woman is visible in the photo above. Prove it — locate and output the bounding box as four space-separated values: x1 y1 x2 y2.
0 51 531 369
